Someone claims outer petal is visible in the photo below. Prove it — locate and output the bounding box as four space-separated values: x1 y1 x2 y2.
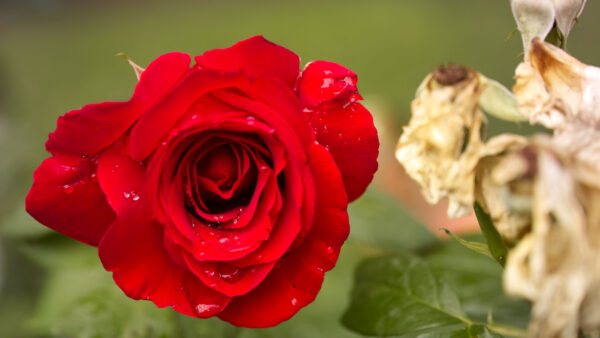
218 144 349 327
195 35 300 88
46 52 191 156
129 69 243 161
98 213 231 318
25 154 115 246
310 103 379 202
96 148 231 317
297 60 362 109
96 147 146 215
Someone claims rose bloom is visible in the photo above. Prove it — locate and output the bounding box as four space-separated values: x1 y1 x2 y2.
25 36 379 327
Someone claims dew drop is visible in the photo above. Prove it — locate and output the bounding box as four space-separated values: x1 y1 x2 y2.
326 246 334 254
191 114 199 120
194 304 220 316
69 166 79 173
218 265 244 283
123 192 131 199
291 298 298 306
218 237 230 245
337 133 344 140
62 184 75 194
322 124 330 134
132 194 140 201
203 266 216 279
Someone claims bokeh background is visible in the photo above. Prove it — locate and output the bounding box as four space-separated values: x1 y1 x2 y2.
1 1 599 337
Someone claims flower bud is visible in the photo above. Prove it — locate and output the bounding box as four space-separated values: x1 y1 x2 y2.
554 0 587 41
510 0 587 52
510 0 555 52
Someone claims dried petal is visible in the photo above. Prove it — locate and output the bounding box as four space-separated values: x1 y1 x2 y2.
503 135 600 337
396 65 527 219
514 38 600 131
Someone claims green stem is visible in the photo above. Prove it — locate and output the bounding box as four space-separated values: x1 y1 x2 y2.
486 323 528 338
473 202 507 267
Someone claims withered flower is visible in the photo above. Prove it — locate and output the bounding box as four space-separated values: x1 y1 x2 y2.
514 38 600 131
396 65 526 218
510 0 587 52
503 135 600 338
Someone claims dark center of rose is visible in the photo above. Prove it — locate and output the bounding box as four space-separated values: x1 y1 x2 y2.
184 138 261 226
197 145 238 190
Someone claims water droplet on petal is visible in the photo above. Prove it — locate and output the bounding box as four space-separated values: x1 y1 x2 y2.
191 114 199 120
194 304 220 316
218 237 230 244
123 192 131 199
132 194 140 201
326 246 334 254
62 184 74 194
291 298 298 306
203 266 216 279
218 265 244 283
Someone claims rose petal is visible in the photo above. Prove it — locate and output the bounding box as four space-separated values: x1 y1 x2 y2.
310 103 379 202
46 52 191 156
96 147 146 215
98 213 230 318
183 254 277 297
217 143 349 327
129 69 244 161
195 35 300 88
25 154 115 246
297 60 362 110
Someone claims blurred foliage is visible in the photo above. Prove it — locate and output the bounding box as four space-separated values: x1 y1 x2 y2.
1 0 599 337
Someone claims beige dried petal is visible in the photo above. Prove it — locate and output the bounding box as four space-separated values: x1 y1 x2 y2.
514 38 600 131
502 136 600 337
396 66 487 218
475 135 531 244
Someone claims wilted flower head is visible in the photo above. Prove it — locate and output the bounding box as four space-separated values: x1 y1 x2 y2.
514 38 600 131
503 135 600 338
510 0 587 52
396 65 526 218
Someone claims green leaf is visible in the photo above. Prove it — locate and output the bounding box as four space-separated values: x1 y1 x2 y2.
342 251 473 337
473 203 507 266
23 240 239 338
425 238 530 328
441 228 495 262
348 188 437 252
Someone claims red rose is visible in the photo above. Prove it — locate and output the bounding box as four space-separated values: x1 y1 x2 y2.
25 36 379 327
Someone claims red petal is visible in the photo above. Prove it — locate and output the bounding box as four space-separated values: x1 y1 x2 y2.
129 69 243 161
98 213 231 318
195 36 300 88
96 147 146 216
25 154 115 246
297 60 361 110
310 103 379 202
218 144 349 327
46 53 191 156
183 254 277 297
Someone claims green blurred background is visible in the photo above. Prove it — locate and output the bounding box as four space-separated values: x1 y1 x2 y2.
0 1 598 337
